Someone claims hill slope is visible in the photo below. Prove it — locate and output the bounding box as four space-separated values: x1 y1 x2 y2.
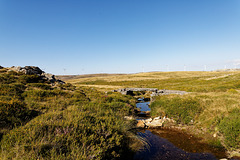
0 66 136 159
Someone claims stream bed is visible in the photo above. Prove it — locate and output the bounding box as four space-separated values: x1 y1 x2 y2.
134 100 228 160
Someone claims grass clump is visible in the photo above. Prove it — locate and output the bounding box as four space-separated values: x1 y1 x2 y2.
219 108 240 149
151 95 202 124
227 89 239 94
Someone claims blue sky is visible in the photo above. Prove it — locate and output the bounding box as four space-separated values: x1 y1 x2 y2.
1 0 240 75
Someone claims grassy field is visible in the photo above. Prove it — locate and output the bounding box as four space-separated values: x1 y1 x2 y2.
67 70 240 157
0 68 137 159
66 71 239 91
1 68 240 159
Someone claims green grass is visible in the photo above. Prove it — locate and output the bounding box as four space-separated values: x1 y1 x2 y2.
1 102 135 159
2 68 240 158
66 71 240 155
219 108 240 149
150 96 202 124
0 69 136 159
71 71 240 92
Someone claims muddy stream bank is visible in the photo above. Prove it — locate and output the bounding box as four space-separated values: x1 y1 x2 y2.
133 100 229 160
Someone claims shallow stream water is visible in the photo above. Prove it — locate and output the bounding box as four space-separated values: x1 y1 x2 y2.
134 101 228 160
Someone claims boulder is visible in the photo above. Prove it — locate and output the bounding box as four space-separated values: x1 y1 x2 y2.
136 120 145 128
10 66 43 75
42 73 56 82
154 116 161 120
145 118 152 123
22 66 43 75
146 119 163 128
9 66 21 72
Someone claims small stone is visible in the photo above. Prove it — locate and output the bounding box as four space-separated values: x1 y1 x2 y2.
136 120 145 128
145 122 151 127
145 118 152 123
124 116 134 120
145 111 151 115
148 119 163 128
154 116 160 120
213 133 217 138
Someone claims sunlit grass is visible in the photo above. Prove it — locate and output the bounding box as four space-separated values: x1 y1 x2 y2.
0 70 137 159
66 70 240 154
67 71 240 92
2 69 240 158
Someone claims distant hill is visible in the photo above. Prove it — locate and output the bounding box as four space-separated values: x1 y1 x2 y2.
56 73 127 81
215 68 240 72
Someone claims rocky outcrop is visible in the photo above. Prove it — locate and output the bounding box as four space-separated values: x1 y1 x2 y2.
8 66 65 85
150 89 187 96
136 116 176 128
0 66 4 69
9 66 43 75
41 73 65 84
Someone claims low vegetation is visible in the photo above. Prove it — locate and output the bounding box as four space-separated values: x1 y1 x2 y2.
69 71 240 157
0 68 136 159
151 96 201 124
2 67 240 158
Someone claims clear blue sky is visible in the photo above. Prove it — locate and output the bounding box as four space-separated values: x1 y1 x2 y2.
1 0 240 75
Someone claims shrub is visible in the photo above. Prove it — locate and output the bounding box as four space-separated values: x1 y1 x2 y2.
0 99 38 127
0 73 17 84
58 83 76 91
219 108 240 149
227 89 239 94
27 83 51 90
22 89 67 101
0 83 25 98
18 74 44 84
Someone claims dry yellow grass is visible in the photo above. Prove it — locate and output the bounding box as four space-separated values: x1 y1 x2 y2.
74 84 125 91
66 71 238 82
66 71 240 91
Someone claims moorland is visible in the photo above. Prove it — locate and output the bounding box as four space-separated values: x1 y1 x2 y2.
1 66 240 159
65 70 240 158
0 66 136 159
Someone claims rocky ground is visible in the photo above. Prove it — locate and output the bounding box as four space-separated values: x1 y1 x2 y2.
5 66 65 85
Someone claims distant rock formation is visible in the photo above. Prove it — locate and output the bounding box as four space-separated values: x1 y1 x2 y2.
113 88 187 96
150 89 187 96
10 66 43 75
0 66 3 69
8 66 65 85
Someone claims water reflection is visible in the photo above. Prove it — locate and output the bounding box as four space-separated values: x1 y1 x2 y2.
136 101 150 112
134 130 220 160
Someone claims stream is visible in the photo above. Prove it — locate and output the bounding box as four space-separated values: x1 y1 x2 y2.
134 100 228 160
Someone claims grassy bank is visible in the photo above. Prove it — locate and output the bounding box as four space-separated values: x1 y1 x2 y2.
68 71 240 157
0 68 136 159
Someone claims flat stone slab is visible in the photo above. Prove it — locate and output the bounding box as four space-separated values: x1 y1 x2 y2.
113 88 187 96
